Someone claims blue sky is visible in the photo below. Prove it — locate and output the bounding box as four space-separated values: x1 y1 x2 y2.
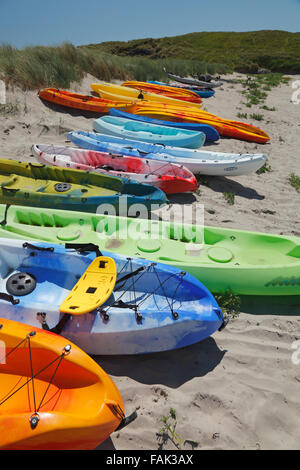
0 0 299 48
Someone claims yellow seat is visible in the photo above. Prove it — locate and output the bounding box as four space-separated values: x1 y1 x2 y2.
60 256 116 314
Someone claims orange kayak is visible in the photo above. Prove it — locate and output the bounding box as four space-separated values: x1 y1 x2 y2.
125 102 270 144
38 88 130 113
122 80 202 104
0 318 128 450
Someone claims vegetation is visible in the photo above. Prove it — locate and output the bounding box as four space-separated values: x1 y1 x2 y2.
249 113 264 121
215 290 241 319
0 42 228 90
0 100 20 116
82 30 300 73
289 173 300 192
223 192 235 205
256 160 272 174
157 408 199 450
237 112 248 119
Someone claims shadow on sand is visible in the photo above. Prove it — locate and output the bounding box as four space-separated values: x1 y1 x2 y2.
240 295 300 316
95 436 116 450
92 335 226 389
200 175 265 200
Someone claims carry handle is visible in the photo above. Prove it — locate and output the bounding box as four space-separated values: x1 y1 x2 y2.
23 242 54 252
65 242 102 257
0 292 20 305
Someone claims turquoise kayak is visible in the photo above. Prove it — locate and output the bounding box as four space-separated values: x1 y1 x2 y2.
93 115 206 149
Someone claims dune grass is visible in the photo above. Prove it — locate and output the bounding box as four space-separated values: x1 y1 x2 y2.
0 42 229 90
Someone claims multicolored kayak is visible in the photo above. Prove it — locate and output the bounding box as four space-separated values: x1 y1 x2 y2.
68 131 267 176
38 88 129 113
122 80 202 104
90 82 202 109
0 318 133 450
124 102 270 143
0 205 299 297
109 108 219 141
0 158 167 213
32 144 198 194
93 115 206 149
0 237 225 354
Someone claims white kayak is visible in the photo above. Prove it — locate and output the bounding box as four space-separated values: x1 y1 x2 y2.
67 131 268 176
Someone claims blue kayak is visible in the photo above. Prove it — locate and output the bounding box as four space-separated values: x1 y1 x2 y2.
93 115 206 149
109 108 219 142
148 81 215 98
0 238 225 355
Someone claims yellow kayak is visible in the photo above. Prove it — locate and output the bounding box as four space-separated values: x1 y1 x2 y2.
122 80 202 104
91 82 202 109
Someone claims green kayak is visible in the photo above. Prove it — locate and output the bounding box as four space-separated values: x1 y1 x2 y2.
0 204 299 296
0 158 167 213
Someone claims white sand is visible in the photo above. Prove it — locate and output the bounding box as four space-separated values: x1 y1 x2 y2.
1 74 300 450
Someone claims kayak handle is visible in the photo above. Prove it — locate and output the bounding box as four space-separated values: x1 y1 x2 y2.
23 242 54 252
115 410 138 431
29 162 45 168
1 187 19 194
218 317 229 331
65 242 102 257
0 292 20 305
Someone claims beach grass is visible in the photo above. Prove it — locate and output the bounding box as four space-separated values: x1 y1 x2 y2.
289 173 300 191
0 42 228 90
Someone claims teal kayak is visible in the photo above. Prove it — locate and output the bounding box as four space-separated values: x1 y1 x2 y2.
93 115 206 149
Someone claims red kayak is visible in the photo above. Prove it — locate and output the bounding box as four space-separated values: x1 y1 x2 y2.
32 144 198 194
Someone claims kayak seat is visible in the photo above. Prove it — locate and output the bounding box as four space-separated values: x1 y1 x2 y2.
60 256 117 315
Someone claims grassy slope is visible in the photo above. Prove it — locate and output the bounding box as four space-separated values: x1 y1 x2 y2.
81 30 300 73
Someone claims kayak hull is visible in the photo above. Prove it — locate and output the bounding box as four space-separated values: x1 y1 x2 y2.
148 81 215 98
0 206 299 297
91 82 202 109
125 102 270 144
109 108 220 142
38 88 128 113
93 115 206 149
0 238 223 354
122 80 202 104
0 318 124 449
167 72 222 88
33 144 198 194
0 158 168 213
68 131 267 176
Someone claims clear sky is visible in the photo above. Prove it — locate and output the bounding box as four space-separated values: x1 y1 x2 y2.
0 0 299 48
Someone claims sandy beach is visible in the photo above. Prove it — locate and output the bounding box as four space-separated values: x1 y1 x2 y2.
1 74 300 450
